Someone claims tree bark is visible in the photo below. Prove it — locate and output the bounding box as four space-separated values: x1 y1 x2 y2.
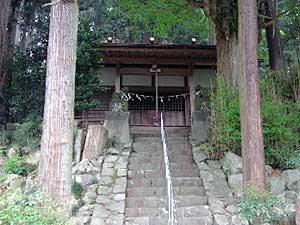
216 29 238 87
297 193 300 225
265 0 284 71
0 0 12 128
39 0 79 200
208 20 216 45
187 0 239 86
238 0 266 191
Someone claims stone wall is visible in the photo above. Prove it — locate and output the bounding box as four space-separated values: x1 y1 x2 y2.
192 146 299 225
71 146 132 225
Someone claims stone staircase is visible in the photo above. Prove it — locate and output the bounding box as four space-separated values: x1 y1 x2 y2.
124 134 213 225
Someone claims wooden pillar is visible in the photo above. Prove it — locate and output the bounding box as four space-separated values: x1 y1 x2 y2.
155 71 159 119
188 67 195 123
115 63 121 93
184 75 190 126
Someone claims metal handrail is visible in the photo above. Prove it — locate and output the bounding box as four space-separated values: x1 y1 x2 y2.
160 113 178 225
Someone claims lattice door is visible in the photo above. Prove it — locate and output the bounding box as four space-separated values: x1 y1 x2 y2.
129 93 186 126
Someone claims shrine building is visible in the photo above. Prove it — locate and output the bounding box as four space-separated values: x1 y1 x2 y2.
75 43 217 129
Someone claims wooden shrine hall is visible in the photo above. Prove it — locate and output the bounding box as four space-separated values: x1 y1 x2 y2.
75 43 217 127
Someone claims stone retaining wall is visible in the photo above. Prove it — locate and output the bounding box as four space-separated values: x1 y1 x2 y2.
192 145 299 225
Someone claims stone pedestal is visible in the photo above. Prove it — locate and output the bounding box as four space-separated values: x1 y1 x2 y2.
191 111 209 145
104 112 131 146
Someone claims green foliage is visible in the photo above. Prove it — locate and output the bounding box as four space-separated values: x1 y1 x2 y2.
106 136 118 149
258 30 270 72
284 152 300 169
0 188 68 225
0 131 10 149
10 8 106 121
260 73 300 169
195 85 211 111
11 116 42 150
237 187 283 225
75 18 104 111
3 154 27 176
0 115 42 152
72 181 83 200
9 2 49 122
115 0 209 43
209 74 300 169
209 76 241 159
279 0 300 69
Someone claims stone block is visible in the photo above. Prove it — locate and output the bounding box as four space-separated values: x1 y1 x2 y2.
73 129 84 163
191 111 209 145
104 111 131 145
82 125 108 160
74 174 98 186
267 176 285 195
222 152 243 175
214 214 230 225
228 173 243 196
282 169 300 189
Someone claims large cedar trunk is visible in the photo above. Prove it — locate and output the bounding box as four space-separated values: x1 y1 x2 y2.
187 0 239 86
265 0 284 71
0 0 12 127
216 29 238 87
39 0 79 200
238 0 266 191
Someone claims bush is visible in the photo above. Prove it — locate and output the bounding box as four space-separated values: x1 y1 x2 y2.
3 154 27 176
209 76 241 159
209 75 300 169
195 85 211 111
0 188 68 225
0 115 42 153
237 187 288 225
72 181 83 199
285 152 300 169
11 115 42 150
0 130 11 148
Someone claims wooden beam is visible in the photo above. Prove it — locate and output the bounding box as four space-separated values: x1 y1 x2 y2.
101 56 216 66
97 45 216 57
115 63 121 93
120 68 189 76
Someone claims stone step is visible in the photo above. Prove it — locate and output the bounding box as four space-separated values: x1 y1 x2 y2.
134 143 192 149
126 186 205 197
127 177 203 188
125 205 211 218
126 195 208 208
128 168 199 179
134 137 189 143
130 150 193 159
128 162 198 171
133 141 191 148
131 146 193 154
129 155 195 164
125 216 213 225
133 131 189 137
129 155 195 163
132 217 214 225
